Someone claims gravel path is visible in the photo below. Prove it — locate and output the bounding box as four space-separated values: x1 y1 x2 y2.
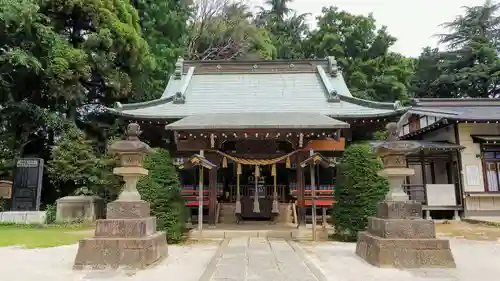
0 242 219 281
1 237 499 281
298 238 500 281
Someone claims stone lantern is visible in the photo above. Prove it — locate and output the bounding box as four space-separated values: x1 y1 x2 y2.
73 123 168 270
109 123 151 201
355 122 456 268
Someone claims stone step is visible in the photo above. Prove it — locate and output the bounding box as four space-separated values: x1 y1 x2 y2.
189 228 331 240
218 203 294 224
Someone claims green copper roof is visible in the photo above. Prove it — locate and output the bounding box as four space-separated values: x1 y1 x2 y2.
165 112 350 130
109 57 404 119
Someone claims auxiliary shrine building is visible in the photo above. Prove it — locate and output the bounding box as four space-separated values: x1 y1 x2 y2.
108 57 495 225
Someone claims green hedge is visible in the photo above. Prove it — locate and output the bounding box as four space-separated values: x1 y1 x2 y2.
331 143 389 241
137 148 187 243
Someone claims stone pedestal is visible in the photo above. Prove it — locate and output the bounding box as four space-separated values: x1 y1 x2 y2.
355 201 455 268
73 200 167 269
56 196 104 223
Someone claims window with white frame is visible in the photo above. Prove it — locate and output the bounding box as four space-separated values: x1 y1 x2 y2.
483 150 500 192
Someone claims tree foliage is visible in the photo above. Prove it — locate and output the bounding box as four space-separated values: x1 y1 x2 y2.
256 0 309 59
0 0 186 200
3 0 500 209
187 0 275 60
137 148 187 243
331 144 389 242
306 7 415 102
412 0 500 98
131 0 191 99
47 123 117 199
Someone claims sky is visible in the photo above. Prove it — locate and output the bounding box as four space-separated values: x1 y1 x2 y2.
249 0 489 57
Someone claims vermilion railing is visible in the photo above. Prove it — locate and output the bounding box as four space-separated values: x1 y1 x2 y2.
290 185 336 207
180 184 337 207
181 184 223 207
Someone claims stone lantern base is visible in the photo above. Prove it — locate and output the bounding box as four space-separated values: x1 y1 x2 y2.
73 200 168 269
355 201 455 268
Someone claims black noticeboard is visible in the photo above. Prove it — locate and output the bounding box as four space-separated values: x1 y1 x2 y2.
10 158 44 211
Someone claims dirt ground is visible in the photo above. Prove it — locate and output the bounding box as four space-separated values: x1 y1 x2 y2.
435 221 500 240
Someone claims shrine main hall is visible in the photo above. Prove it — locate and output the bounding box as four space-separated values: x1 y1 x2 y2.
107 57 406 226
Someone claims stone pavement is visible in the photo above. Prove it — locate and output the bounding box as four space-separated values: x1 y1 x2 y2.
299 238 500 281
201 237 325 281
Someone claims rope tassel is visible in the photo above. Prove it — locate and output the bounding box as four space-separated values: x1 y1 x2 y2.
271 164 276 176
286 156 291 168
222 156 228 168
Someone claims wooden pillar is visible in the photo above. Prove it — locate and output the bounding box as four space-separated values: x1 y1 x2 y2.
208 168 217 226
420 151 428 204
198 150 204 235
205 153 218 227
296 152 306 228
322 207 327 228
420 151 431 220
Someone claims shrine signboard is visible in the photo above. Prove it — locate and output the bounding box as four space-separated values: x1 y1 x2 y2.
10 158 44 211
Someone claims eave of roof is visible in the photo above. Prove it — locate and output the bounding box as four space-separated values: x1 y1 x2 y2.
369 140 464 151
412 98 500 107
402 97 500 121
471 135 500 144
165 112 350 130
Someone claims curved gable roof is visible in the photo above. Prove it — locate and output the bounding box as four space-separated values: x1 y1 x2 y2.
109 57 403 119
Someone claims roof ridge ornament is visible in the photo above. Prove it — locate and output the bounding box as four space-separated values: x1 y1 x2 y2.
326 90 339 102
316 65 340 102
327 56 338 77
173 92 185 104
393 101 403 110
174 57 184 80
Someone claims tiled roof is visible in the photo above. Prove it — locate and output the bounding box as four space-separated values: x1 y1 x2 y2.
369 140 464 151
407 98 500 120
109 58 403 120
165 112 350 130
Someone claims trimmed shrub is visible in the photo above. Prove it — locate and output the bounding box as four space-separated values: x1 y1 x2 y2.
331 143 389 241
137 148 187 243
